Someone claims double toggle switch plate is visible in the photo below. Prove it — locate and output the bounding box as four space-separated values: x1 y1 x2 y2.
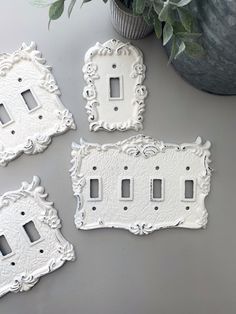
70 135 212 235
0 42 75 166
0 176 75 298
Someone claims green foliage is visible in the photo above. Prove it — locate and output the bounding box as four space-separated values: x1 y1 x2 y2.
134 0 146 14
49 0 64 20
133 0 205 61
163 22 173 45
68 0 77 17
31 0 205 61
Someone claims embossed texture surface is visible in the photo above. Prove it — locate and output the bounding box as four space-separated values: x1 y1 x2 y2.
0 42 76 166
0 177 75 298
70 135 212 235
83 39 147 131
1 2 236 313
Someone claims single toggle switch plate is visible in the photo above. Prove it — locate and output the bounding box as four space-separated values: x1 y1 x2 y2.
83 39 147 132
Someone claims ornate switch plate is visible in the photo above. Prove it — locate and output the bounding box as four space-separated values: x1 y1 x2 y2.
83 39 147 131
0 176 75 298
0 42 76 166
70 135 212 235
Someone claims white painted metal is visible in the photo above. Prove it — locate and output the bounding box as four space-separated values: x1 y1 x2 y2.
0 176 75 298
70 135 212 235
0 42 76 166
83 39 147 131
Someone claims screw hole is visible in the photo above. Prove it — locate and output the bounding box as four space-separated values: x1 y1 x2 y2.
11 130 15 135
186 166 190 171
38 115 43 120
92 207 96 211
124 166 128 170
114 107 118 111
112 64 116 69
155 206 159 211
11 262 15 266
21 211 25 216
124 206 128 211
18 78 22 82
40 249 44 254
186 206 190 210
93 166 97 171
155 166 160 170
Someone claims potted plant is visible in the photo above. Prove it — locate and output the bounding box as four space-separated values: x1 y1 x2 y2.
165 0 236 95
32 0 204 62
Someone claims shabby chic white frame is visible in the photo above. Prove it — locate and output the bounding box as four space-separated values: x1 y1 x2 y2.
0 42 76 166
0 176 75 298
83 39 147 131
70 135 212 236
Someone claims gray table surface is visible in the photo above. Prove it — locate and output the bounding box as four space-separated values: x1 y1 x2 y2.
1 1 236 314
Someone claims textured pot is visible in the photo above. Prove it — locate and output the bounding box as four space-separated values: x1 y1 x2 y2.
167 0 236 95
109 0 153 40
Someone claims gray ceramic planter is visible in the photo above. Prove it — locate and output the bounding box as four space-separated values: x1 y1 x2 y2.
109 0 153 40
167 0 236 95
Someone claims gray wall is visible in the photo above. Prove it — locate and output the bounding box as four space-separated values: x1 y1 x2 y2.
0 1 236 313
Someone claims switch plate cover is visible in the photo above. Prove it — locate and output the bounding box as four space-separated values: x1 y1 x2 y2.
83 39 147 131
0 176 75 298
0 42 76 166
70 135 212 235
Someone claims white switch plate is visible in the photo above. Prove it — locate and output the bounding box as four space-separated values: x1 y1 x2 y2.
0 42 76 166
70 135 212 235
0 176 75 298
83 39 147 131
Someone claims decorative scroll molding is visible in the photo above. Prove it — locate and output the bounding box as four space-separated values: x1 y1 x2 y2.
0 176 75 298
70 135 212 235
0 42 76 166
83 39 147 132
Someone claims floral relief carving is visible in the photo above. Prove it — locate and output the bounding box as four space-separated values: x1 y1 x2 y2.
70 135 212 235
130 223 154 235
83 39 148 131
9 274 39 293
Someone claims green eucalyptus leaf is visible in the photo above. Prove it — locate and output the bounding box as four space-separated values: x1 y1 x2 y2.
177 7 193 32
175 0 192 7
132 0 138 15
134 0 146 15
185 42 205 57
81 0 92 6
153 1 163 14
48 18 52 29
172 21 186 33
163 22 173 45
154 15 162 39
49 0 65 20
143 6 154 25
168 37 178 63
68 0 77 17
159 3 170 22
176 32 201 41
175 40 186 58
30 0 55 7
